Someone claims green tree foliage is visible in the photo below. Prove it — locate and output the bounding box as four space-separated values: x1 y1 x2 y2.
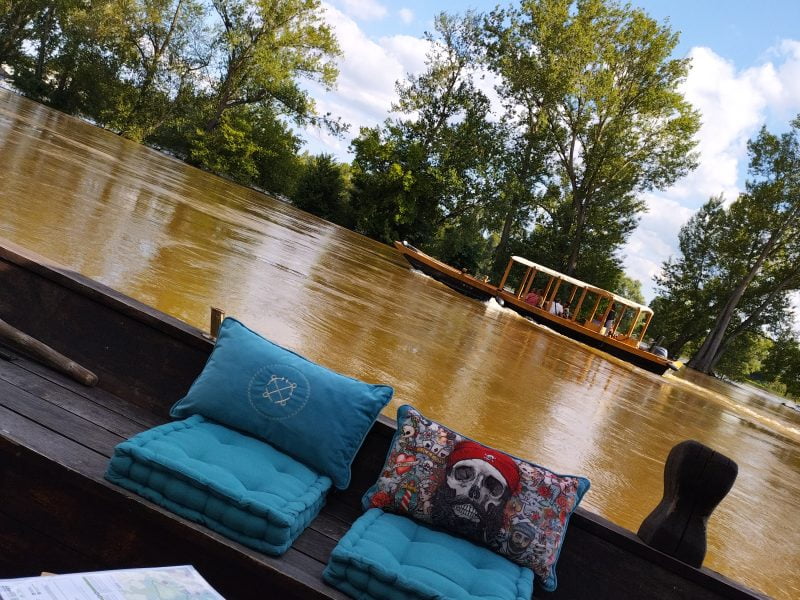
614 274 645 305
2 0 338 197
291 153 352 226
648 197 727 358
484 0 700 282
204 0 340 133
688 118 800 373
0 0 41 65
650 117 800 375
757 334 800 398
349 12 499 262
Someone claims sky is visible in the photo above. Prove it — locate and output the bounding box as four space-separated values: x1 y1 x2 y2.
300 0 800 302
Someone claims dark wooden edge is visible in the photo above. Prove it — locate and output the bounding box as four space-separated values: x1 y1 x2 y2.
0 239 212 352
565 509 770 600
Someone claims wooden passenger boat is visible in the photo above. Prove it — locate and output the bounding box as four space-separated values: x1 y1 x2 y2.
394 241 678 375
0 240 765 600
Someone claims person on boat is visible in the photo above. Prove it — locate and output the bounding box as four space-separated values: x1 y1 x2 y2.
548 298 563 316
562 304 571 319
605 304 617 334
525 289 540 307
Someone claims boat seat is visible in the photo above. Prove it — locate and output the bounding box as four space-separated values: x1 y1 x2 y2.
324 508 534 600
106 415 331 555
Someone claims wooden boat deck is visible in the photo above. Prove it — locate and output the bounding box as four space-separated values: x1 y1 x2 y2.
0 344 355 599
0 241 769 600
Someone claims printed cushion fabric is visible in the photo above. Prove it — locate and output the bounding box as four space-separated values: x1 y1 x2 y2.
324 508 534 600
105 415 331 555
362 405 590 592
170 317 393 489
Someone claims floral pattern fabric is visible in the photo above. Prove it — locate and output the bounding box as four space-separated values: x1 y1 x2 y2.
362 405 590 592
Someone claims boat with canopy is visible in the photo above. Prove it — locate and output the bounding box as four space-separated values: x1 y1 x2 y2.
394 241 678 375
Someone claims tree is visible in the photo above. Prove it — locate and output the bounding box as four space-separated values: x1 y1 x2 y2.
349 12 499 248
203 0 340 133
614 274 645 304
0 0 41 65
105 0 209 140
688 118 800 373
648 197 727 358
484 0 700 278
292 153 352 226
758 334 800 398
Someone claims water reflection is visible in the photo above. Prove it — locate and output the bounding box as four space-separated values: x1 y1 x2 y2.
1 90 799 600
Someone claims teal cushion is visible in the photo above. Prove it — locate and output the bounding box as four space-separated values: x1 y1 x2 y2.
362 405 590 592
324 508 534 600
105 415 331 555
170 317 393 489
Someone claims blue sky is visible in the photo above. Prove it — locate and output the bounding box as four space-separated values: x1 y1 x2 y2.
302 1 800 303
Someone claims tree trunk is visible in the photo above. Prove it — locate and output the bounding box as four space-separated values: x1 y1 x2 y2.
564 195 587 276
688 237 777 372
492 204 516 275
34 7 55 82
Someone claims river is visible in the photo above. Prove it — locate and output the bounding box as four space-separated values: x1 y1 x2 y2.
1 90 798 599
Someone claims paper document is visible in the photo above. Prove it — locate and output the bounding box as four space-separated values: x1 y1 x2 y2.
0 565 224 600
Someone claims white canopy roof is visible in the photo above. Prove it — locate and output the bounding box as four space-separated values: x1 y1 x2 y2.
510 256 653 315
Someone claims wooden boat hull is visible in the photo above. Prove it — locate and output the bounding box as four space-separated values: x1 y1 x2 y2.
394 241 497 301
394 241 676 376
0 240 765 600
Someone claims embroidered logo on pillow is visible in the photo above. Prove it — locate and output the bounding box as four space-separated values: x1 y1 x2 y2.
248 364 310 420
362 405 590 592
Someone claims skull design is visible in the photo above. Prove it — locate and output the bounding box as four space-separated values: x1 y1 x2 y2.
431 441 519 544
507 521 536 559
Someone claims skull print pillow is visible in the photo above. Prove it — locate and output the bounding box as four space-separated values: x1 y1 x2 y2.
362 405 590 592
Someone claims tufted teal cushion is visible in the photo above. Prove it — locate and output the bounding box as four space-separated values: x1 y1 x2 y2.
170 318 393 489
324 508 534 600
105 415 331 555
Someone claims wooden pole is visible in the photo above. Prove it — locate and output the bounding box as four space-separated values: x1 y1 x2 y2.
0 318 98 386
639 312 654 342
626 308 642 338
210 307 225 339
572 287 588 321
498 259 514 292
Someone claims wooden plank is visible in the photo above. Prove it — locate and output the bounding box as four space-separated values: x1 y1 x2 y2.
0 257 212 414
0 378 124 455
0 349 163 429
0 404 110 475
0 359 155 440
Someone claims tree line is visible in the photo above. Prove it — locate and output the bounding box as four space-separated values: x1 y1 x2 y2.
2 0 797 392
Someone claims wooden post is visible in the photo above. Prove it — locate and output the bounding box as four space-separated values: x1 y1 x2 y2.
498 259 514 292
638 312 654 341
209 307 225 340
567 285 578 305
638 440 737 568
626 308 642 338
550 278 563 303
0 318 98 386
521 268 537 298
588 293 602 324
572 287 588 321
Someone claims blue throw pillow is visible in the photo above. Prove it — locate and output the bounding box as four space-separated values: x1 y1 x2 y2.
170 317 393 489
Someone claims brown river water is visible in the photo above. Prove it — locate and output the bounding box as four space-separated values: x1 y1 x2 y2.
1 90 798 598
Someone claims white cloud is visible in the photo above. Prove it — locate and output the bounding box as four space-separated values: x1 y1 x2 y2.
398 8 414 25
302 4 431 156
624 41 800 302
338 0 387 21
